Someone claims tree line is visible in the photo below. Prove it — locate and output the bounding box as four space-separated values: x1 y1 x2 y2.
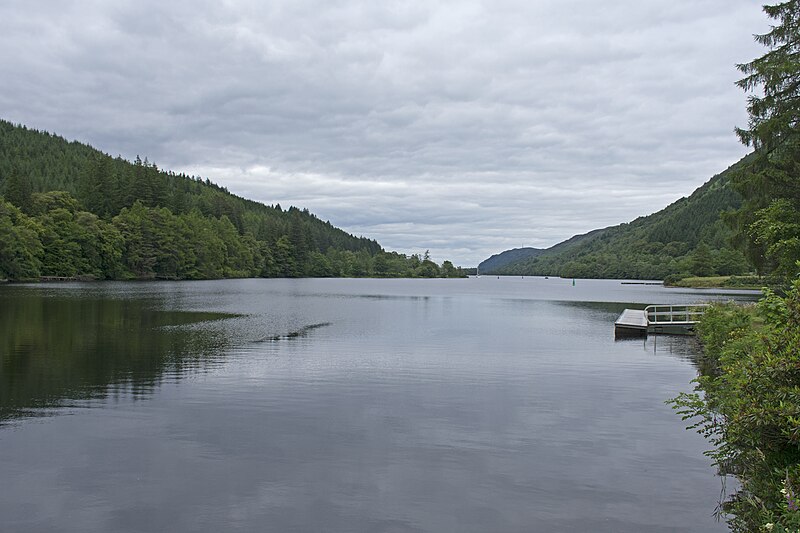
0 122 465 280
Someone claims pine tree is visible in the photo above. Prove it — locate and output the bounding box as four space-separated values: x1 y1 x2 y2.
3 165 33 213
78 154 113 217
733 1 800 277
690 242 715 277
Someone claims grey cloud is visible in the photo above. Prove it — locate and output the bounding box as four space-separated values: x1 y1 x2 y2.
0 0 767 265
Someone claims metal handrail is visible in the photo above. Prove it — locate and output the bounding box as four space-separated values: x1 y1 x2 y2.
644 304 708 325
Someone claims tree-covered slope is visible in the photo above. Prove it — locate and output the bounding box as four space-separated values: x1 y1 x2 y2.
487 159 752 280
0 120 464 280
478 247 544 273
0 120 379 253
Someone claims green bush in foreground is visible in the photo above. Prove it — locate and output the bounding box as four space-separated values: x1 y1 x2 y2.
671 277 800 531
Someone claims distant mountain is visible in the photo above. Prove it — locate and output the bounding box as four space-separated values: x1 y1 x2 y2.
478 247 544 273
482 159 752 280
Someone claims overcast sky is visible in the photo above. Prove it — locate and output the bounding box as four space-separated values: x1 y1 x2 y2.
0 1 769 265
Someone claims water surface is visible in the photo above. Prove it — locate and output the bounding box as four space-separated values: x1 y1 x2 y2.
0 278 759 532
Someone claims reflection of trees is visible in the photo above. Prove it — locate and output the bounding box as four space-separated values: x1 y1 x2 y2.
0 291 233 424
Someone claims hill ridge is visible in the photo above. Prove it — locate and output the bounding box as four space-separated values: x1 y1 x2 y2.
481 159 750 280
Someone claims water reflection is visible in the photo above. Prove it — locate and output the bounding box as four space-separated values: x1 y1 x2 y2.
253 322 332 343
0 289 235 424
0 279 755 532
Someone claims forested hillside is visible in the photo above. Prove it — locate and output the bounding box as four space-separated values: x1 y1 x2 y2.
478 247 543 273
487 159 752 280
0 120 464 280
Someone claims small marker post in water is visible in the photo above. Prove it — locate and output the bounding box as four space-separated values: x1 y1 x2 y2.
572 278 575 286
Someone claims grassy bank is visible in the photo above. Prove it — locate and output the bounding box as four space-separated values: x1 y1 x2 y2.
664 275 764 290
670 279 800 531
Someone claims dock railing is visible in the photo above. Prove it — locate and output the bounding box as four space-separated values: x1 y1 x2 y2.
644 304 708 326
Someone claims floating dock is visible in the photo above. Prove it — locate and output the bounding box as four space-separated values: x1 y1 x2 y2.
615 304 708 337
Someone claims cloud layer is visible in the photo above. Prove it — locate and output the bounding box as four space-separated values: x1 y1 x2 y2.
0 1 767 265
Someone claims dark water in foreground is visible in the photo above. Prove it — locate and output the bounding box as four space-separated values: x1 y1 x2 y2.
0 278 759 532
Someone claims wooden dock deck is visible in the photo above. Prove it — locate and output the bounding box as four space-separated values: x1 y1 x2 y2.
615 304 708 337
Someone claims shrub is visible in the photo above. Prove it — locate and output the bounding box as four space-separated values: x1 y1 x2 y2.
670 279 800 531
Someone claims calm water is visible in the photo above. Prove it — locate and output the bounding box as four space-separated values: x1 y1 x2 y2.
0 278 759 532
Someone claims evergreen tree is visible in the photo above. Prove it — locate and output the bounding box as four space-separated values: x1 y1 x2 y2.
3 165 33 213
288 209 313 274
271 235 297 277
78 154 113 218
690 242 715 277
733 1 800 277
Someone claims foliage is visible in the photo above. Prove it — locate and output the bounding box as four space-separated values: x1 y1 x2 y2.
670 278 800 531
730 0 800 280
0 196 42 279
749 199 800 279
